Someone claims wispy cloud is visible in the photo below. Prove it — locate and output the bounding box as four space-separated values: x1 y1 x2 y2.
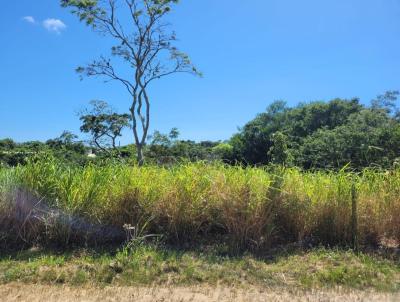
22 16 67 34
22 16 36 24
42 18 67 34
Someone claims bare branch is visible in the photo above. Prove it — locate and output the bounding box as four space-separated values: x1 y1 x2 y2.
78 56 135 96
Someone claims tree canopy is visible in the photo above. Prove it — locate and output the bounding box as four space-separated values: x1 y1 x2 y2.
229 94 400 170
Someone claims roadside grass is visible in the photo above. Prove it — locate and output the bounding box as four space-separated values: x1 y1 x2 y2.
2 158 400 250
0 247 399 291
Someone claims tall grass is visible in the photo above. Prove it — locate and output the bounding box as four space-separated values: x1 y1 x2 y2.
0 166 21 247
1 157 399 251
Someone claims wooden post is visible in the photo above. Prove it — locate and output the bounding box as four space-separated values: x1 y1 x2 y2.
351 182 359 254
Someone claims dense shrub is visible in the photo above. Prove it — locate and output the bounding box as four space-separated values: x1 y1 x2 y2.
229 97 400 170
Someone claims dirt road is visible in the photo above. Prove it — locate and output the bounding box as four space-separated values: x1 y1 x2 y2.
1 283 399 302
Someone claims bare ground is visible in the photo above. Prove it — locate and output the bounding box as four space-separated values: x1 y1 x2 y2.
1 284 399 302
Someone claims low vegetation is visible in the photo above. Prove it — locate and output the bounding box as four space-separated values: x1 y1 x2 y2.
1 157 400 251
0 246 399 291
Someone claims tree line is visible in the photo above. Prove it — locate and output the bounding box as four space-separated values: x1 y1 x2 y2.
1 91 399 170
228 91 400 169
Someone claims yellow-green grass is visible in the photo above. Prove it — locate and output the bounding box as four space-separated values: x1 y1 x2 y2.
1 158 400 249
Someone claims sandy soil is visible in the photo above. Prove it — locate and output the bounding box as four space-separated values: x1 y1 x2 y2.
0 284 399 302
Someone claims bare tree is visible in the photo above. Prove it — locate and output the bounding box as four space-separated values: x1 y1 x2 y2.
61 0 201 165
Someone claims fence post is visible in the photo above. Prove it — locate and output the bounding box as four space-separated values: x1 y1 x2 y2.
351 182 359 254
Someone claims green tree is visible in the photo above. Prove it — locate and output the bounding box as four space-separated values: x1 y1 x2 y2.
61 0 200 165
230 99 362 165
267 131 292 166
46 131 88 165
295 107 400 169
147 128 182 161
79 100 131 155
212 143 234 162
0 138 16 150
371 90 399 115
229 95 400 170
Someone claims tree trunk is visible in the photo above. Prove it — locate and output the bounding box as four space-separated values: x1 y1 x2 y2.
137 143 144 166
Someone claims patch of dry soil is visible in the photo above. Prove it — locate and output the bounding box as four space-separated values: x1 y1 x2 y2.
1 284 399 302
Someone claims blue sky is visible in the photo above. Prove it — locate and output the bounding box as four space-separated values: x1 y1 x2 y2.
1 0 400 144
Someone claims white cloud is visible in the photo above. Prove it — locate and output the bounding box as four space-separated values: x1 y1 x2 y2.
42 18 66 34
22 16 36 24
